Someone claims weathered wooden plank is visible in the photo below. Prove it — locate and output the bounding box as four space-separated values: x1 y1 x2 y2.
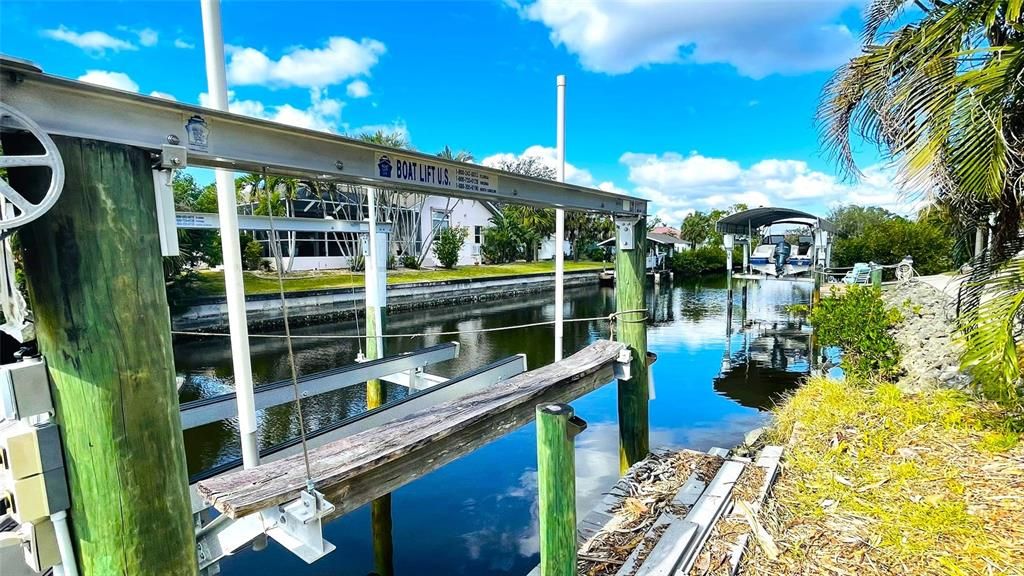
198 339 626 518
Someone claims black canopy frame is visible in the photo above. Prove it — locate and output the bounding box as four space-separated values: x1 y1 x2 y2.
715 207 835 236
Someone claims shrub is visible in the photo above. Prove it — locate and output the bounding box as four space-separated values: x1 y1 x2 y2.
433 226 469 269
241 238 264 271
669 246 728 277
832 217 953 275
401 254 420 269
583 244 607 262
387 253 397 270
481 218 524 264
808 285 904 381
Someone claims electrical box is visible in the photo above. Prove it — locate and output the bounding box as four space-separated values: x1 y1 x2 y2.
22 517 61 572
0 421 64 480
0 358 52 420
4 467 70 523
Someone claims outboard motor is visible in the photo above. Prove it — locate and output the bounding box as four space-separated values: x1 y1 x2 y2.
774 238 791 276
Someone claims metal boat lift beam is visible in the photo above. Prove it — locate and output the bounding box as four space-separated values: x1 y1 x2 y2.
0 61 647 215
175 211 391 235
179 342 459 430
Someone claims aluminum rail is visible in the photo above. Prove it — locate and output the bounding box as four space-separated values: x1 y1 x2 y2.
0 58 646 215
191 353 528 569
175 211 391 234
189 353 526 496
179 342 460 430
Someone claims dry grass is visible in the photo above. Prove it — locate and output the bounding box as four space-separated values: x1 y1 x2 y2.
577 450 723 576
742 377 1024 576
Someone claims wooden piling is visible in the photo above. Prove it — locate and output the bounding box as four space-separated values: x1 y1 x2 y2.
366 309 393 576
614 216 649 473
536 403 578 576
10 136 197 574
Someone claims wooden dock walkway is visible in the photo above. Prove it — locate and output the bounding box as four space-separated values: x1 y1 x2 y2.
197 339 627 519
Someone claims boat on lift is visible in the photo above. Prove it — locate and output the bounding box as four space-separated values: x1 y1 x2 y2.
716 207 835 279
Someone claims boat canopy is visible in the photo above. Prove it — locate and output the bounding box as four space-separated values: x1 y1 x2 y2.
715 207 835 236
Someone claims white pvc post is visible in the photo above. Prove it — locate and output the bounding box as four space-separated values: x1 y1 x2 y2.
365 189 385 358
554 75 566 362
200 0 259 468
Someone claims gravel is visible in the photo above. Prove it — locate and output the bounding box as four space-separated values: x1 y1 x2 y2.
882 281 972 392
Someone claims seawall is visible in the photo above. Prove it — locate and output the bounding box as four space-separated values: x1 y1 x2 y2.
172 269 602 331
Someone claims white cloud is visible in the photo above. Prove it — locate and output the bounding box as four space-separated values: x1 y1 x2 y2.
174 38 195 49
517 0 859 77
346 79 371 98
619 150 919 224
150 91 176 101
42 26 137 54
199 88 344 133
226 37 386 88
77 70 139 92
136 28 158 47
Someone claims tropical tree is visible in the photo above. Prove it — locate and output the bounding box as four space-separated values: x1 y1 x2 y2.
821 0 1022 255
679 211 713 248
357 129 411 150
501 204 554 260
492 156 556 180
820 0 1024 401
437 145 474 163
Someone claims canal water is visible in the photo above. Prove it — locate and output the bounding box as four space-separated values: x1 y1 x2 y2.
175 276 813 575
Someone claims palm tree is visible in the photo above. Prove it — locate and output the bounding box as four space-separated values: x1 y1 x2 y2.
821 1 1024 401
357 129 410 150
820 0 1022 254
437 145 474 163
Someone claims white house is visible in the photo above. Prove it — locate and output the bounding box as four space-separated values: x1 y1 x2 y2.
244 183 499 271
417 196 497 268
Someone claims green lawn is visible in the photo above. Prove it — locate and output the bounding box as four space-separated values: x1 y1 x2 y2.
192 260 607 297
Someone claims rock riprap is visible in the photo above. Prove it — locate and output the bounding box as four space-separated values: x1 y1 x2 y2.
882 281 972 392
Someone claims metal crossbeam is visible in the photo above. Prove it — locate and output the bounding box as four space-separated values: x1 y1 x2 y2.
175 211 391 234
179 342 459 430
1 59 646 215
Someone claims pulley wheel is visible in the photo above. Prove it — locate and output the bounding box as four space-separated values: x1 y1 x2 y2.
0 102 65 230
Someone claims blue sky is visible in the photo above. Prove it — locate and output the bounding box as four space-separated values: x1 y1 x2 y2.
0 0 909 223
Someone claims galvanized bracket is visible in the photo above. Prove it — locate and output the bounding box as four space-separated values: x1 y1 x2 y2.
160 144 188 169
195 490 336 573
261 490 336 563
613 348 634 381
614 216 641 251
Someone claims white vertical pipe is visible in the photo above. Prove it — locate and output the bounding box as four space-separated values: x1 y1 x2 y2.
554 75 566 362
200 0 259 468
365 189 384 358
50 511 78 576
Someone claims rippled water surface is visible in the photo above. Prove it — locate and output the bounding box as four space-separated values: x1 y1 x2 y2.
175 276 812 575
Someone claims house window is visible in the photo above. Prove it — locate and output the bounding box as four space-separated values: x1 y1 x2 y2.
431 209 450 233
474 225 483 245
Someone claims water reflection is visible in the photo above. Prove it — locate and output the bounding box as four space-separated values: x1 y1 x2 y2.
180 276 812 576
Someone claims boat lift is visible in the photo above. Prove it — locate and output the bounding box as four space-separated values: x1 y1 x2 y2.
0 45 651 575
716 207 835 280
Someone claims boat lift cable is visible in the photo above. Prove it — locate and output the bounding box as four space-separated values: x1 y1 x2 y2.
261 172 315 491
170 308 649 341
